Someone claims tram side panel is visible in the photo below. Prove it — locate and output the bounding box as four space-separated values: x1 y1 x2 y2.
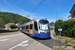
29 21 34 35
25 20 34 35
25 22 29 34
33 21 39 37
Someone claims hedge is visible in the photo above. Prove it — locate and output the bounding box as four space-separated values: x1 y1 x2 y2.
54 20 75 38
10 24 18 29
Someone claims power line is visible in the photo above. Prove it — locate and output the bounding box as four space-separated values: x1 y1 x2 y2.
28 0 45 16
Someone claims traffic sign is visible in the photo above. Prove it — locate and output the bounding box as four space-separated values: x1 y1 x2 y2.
58 28 62 31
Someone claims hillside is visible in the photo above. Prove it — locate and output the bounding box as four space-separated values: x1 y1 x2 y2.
0 12 30 24
0 17 3 26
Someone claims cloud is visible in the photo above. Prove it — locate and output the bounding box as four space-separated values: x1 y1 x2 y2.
0 9 10 12
0 0 56 23
2 0 37 17
0 8 42 20
0 8 56 23
3 0 19 9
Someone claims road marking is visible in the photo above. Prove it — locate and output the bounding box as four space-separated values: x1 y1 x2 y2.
0 38 9 41
9 40 29 50
0 37 26 46
32 41 42 50
0 34 22 39
32 43 40 50
37 43 40 46
22 40 29 44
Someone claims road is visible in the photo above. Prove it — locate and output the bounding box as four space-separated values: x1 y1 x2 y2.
0 32 65 50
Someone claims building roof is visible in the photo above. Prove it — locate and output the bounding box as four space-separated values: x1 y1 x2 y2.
50 22 54 26
16 23 21 27
5 23 15 27
70 4 75 13
68 14 71 18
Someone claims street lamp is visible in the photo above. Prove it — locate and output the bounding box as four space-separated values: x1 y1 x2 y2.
55 10 57 21
53 10 57 50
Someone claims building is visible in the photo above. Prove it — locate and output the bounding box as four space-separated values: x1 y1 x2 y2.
16 23 21 27
50 22 54 26
68 14 72 20
50 22 54 30
70 4 75 19
5 23 15 30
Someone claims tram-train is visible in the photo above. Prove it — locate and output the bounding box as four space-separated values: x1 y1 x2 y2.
20 19 51 38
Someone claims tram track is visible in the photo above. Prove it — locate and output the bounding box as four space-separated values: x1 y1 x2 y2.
35 38 65 49
39 39 55 49
22 32 65 49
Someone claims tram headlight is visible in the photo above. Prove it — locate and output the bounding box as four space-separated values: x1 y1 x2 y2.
40 32 45 33
40 32 50 33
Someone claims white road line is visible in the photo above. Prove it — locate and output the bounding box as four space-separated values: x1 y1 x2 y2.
22 40 29 43
0 37 26 46
22 43 28 47
9 40 29 50
0 34 22 39
0 38 9 41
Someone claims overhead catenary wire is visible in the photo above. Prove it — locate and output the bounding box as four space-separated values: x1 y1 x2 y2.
28 0 45 16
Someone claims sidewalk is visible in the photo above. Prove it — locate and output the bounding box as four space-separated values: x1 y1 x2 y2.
50 29 55 39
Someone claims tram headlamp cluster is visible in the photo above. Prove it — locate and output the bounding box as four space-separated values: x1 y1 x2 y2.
40 32 50 33
40 32 45 33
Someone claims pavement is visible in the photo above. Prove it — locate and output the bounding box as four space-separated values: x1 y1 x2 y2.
50 28 55 39
0 32 52 50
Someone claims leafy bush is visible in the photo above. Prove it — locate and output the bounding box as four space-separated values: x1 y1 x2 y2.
10 24 18 29
70 40 75 44
54 20 75 38
54 20 63 35
65 39 68 44
70 28 75 38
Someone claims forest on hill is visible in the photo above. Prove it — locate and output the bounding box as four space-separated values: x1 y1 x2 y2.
0 12 30 26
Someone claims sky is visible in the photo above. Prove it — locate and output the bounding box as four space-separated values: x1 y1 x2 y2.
0 0 75 23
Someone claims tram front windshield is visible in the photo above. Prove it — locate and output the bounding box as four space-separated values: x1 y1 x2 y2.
39 20 49 30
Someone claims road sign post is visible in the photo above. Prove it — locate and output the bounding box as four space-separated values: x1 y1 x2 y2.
58 28 62 38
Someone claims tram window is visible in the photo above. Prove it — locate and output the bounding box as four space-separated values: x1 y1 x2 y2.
34 21 38 31
30 24 33 29
39 20 48 24
26 25 29 29
22 26 25 29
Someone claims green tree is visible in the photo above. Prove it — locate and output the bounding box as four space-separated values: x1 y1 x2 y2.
0 12 30 24
54 19 63 35
10 24 18 29
0 17 3 26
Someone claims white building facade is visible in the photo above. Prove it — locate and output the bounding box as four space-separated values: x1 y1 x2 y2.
70 4 75 19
